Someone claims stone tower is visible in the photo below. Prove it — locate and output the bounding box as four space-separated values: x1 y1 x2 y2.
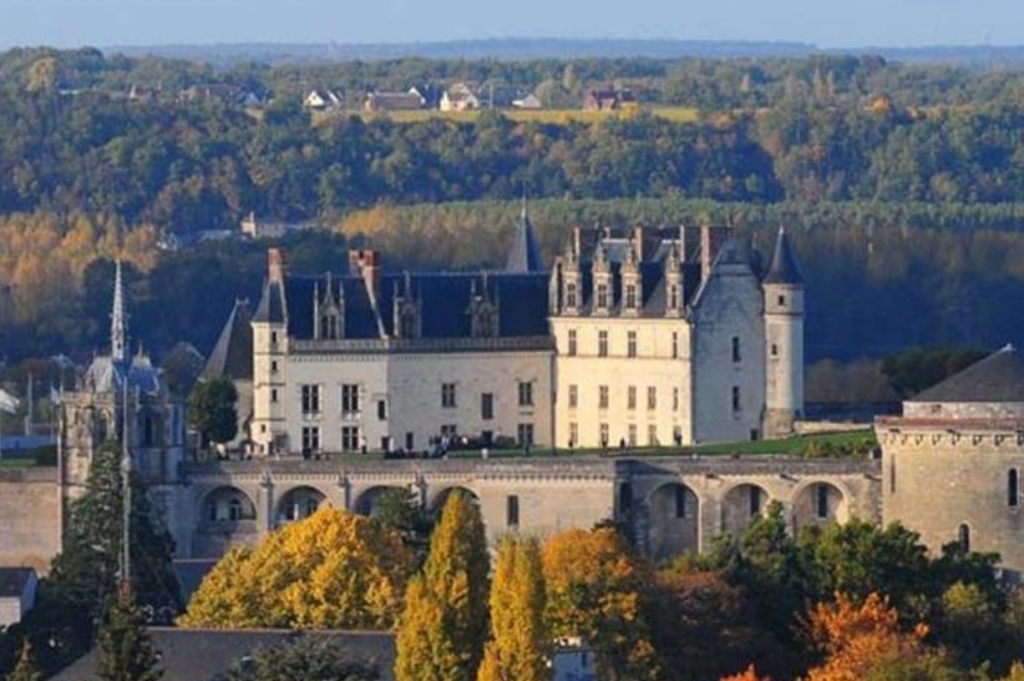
762 226 805 439
250 248 289 456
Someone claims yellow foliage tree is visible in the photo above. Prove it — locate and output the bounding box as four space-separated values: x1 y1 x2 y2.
541 526 658 681
179 507 413 629
477 535 548 681
394 576 463 681
720 665 771 681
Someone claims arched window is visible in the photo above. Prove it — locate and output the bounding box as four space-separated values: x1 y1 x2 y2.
958 524 971 553
1010 469 1019 507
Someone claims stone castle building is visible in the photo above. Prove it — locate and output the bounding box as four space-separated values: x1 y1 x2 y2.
249 214 805 458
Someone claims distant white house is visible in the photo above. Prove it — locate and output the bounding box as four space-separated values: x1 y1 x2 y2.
439 82 481 112
513 93 543 110
303 89 343 110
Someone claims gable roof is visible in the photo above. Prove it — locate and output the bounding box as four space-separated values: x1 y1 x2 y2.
51 629 395 681
910 345 1024 403
202 299 253 381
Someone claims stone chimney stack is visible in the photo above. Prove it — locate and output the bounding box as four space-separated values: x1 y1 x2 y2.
268 248 285 283
572 226 582 258
349 249 382 299
700 224 713 283
632 226 644 261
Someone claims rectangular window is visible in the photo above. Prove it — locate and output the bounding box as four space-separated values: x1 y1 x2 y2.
568 329 577 356
518 381 534 407
675 486 688 518
271 331 278 346
341 426 360 451
440 424 458 439
341 384 360 414
271 388 278 403
671 332 679 359
599 385 609 409
507 495 520 527
732 386 741 412
1010 469 1019 507
672 388 679 411
668 284 679 310
442 383 457 408
749 487 762 516
481 393 494 420
566 283 578 308
648 424 658 446
517 423 534 447
568 385 578 409
627 424 637 446
647 386 657 410
598 330 609 357
627 386 637 410
627 331 637 358
600 423 610 447
625 283 637 309
405 432 414 451
732 336 741 363
771 343 779 357
569 422 579 447
816 484 829 519
377 400 387 421
778 294 786 306
597 283 609 309
301 384 321 415
271 360 279 374
301 426 320 453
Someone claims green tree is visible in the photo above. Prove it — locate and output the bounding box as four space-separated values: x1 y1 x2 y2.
94 588 163 681
395 492 489 681
6 639 41 681
478 536 548 681
223 636 380 681
187 376 238 448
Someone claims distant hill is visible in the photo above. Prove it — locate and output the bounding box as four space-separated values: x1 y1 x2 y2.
106 38 1024 67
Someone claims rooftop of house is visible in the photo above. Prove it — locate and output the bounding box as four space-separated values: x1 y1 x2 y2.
910 344 1024 403
0 567 35 598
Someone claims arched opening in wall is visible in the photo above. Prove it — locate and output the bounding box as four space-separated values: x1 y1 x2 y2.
202 486 257 524
277 486 327 524
720 483 770 538
647 482 700 560
792 481 848 534
428 486 480 518
354 485 412 517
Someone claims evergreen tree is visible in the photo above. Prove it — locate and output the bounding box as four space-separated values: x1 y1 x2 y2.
6 639 41 681
48 442 181 624
224 636 380 681
477 536 548 681
95 588 163 681
395 492 489 681
187 376 238 449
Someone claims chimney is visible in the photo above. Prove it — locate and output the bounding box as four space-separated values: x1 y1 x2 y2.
572 226 582 257
268 248 285 283
350 249 382 299
678 224 688 262
700 225 713 283
632 226 644 261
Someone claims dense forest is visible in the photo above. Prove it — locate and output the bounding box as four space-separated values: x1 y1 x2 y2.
4 48 1024 382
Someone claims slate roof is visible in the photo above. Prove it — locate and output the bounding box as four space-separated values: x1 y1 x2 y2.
201 299 253 381
252 280 286 324
911 345 1024 403
51 629 395 681
763 226 804 285
0 568 34 598
505 207 545 273
82 354 164 395
272 271 550 341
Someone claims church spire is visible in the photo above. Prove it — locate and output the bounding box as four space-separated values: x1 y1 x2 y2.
111 259 128 363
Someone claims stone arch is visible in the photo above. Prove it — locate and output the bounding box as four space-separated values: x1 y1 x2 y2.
277 486 327 523
202 486 257 524
720 482 771 538
646 481 701 560
353 485 410 517
427 486 480 515
791 480 848 534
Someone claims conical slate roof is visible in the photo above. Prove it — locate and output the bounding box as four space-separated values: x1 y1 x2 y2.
911 344 1024 403
763 227 803 285
505 206 544 273
201 299 253 381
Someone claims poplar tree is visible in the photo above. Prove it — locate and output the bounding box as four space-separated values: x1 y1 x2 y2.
395 491 489 681
95 588 163 681
477 536 548 681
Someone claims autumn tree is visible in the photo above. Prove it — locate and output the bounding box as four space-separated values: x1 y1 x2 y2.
223 635 380 681
395 491 489 681
477 536 548 681
95 588 163 681
6 639 41 681
720 665 772 681
541 526 658 681
179 507 413 629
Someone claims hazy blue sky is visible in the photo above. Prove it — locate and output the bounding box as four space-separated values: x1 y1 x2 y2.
1 0 1022 49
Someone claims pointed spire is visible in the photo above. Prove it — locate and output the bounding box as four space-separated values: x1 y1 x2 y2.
111 259 128 363
764 226 804 285
506 200 544 273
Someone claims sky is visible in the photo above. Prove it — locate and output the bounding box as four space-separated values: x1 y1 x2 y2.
1 0 1022 49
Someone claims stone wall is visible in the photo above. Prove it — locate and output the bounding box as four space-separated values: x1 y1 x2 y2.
0 469 60 573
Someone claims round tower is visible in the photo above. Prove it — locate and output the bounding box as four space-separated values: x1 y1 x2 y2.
762 227 804 439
